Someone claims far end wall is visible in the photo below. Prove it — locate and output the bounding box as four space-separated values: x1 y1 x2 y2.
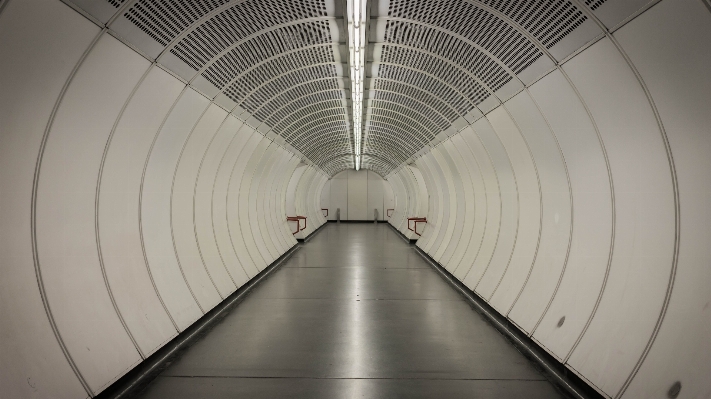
321 169 394 221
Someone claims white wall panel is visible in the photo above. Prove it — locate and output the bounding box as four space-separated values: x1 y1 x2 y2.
449 134 488 281
280 159 302 245
303 168 321 236
194 116 246 295
393 171 414 235
236 137 271 270
268 152 295 252
310 172 326 229
437 144 466 267
315 174 329 226
480 108 540 304
466 118 518 297
458 126 502 290
259 148 288 256
99 66 183 357
347 169 368 220
321 179 332 220
383 178 395 220
443 139 476 274
35 33 147 392
434 147 464 263
330 171 348 220
429 148 458 262
0 0 99 396
386 174 406 231
172 104 227 310
560 36 676 396
286 165 308 235
220 128 261 279
515 69 613 343
415 155 439 250
142 88 208 329
464 118 518 290
293 166 315 238
406 165 430 222
366 171 385 221
611 1 711 397
248 143 279 264
308 172 328 229
492 91 570 316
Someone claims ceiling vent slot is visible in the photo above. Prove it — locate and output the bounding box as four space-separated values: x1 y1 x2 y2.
585 0 610 11
124 0 230 46
171 0 327 69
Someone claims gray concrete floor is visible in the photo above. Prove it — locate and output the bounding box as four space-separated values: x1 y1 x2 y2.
137 223 564 398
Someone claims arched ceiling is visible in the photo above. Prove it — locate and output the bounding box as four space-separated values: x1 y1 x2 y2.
68 0 622 177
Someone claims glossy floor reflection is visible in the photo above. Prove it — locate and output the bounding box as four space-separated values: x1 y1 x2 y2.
136 223 564 398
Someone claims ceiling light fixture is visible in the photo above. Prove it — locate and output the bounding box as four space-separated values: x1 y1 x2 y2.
347 0 366 171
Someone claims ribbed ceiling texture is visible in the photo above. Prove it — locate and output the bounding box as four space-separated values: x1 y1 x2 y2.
69 0 610 177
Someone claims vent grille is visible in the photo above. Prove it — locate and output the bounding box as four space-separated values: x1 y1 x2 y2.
384 20 513 91
264 91 344 128
380 44 487 111
104 0 604 176
387 0 544 73
171 0 325 69
106 0 125 8
585 0 609 11
125 0 230 46
199 21 333 89
222 50 336 110
250 76 341 121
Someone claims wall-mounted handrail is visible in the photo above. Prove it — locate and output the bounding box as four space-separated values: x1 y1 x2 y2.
321 208 328 217
407 217 427 236
387 208 394 218
287 216 307 235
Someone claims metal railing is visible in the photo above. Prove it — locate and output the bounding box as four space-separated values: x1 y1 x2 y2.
407 217 427 236
287 216 307 234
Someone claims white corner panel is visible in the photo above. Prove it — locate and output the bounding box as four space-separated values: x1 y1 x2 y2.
35 33 148 392
563 36 676 396
171 104 227 310
443 138 477 275
224 130 264 277
449 134 488 281
455 127 500 283
479 107 540 304
347 169 369 220
492 91 570 317
462 120 516 293
0 0 99 396
194 116 246 295
612 1 711 397
436 144 467 267
238 138 271 269
366 171 386 221
99 66 183 357
141 88 208 330
519 69 613 350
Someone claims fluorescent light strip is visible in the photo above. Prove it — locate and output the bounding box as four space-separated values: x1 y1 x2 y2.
348 0 366 170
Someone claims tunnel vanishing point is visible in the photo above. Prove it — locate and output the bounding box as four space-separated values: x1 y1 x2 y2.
1 0 710 398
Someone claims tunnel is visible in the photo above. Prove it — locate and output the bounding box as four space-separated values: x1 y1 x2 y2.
1 0 710 397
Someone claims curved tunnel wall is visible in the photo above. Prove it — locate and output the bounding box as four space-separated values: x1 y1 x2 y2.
0 0 326 397
2 0 711 398
387 1 711 397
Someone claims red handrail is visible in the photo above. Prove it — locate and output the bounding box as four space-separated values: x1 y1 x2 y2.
407 217 427 236
287 216 307 234
386 208 394 218
321 208 328 217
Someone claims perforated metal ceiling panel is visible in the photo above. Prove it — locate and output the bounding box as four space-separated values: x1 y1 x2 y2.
67 0 623 176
